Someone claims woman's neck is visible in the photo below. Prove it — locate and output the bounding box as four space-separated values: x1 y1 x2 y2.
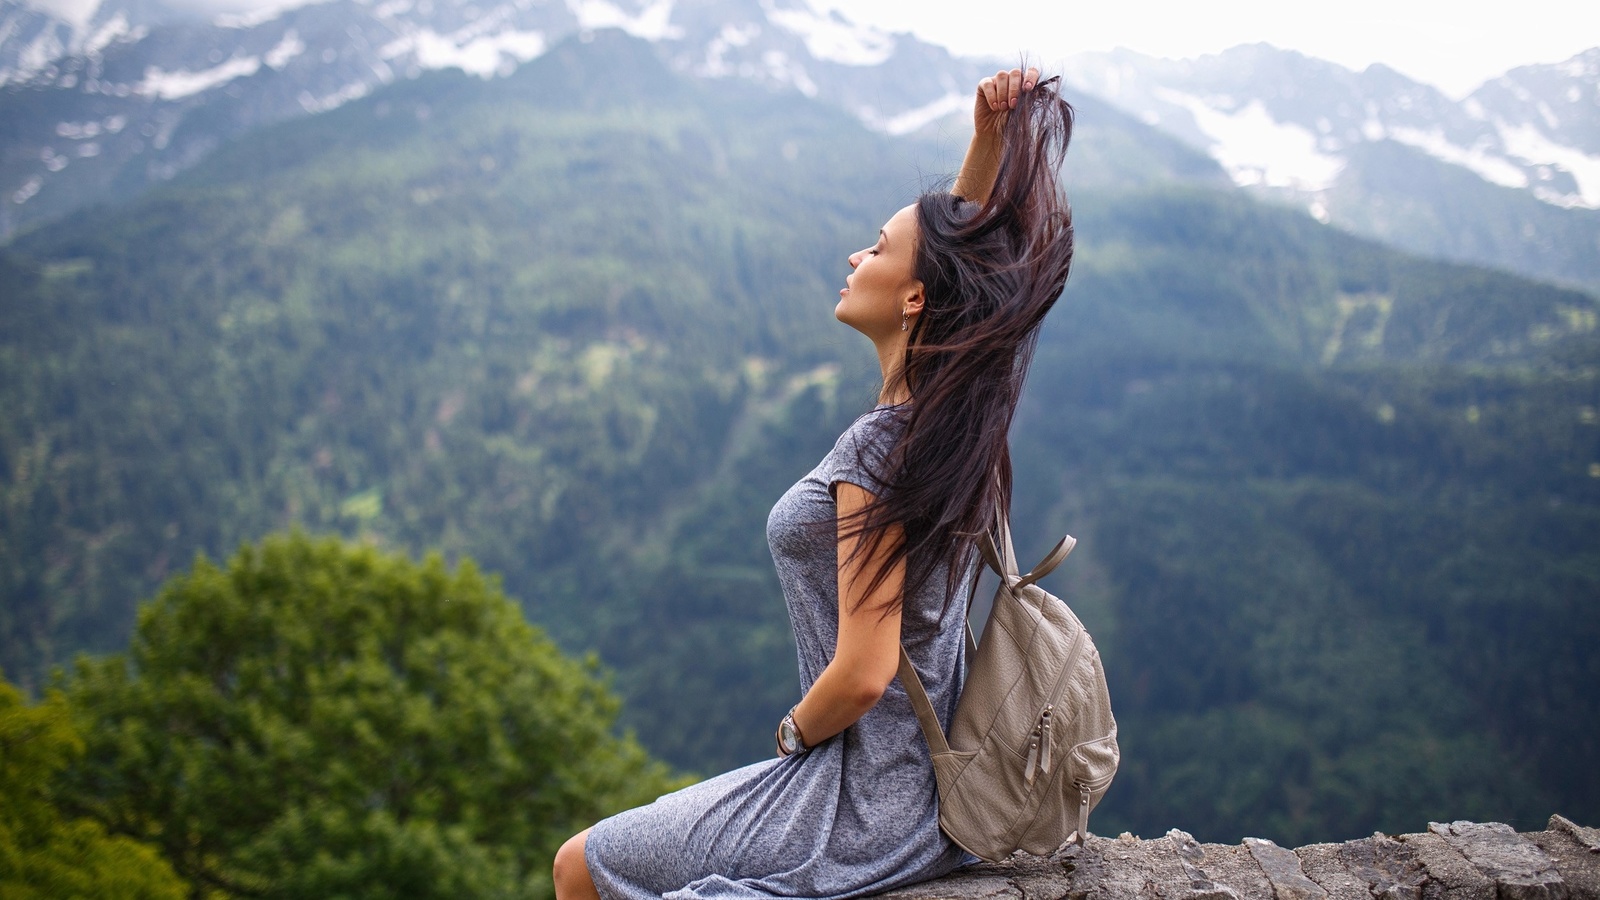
873 332 911 406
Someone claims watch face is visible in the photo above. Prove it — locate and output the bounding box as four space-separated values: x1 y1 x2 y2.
779 717 800 754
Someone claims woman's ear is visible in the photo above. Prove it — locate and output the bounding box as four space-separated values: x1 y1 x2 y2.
902 284 925 318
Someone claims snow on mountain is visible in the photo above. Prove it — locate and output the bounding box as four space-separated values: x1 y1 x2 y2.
1151 88 1343 196
1063 44 1600 214
869 89 963 137
1060 44 1600 288
0 0 987 234
1464 48 1600 208
758 0 891 67
568 0 681 41
4 0 1596 290
1 1 94 85
3 0 177 84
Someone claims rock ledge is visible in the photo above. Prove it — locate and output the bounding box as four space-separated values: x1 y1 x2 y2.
881 815 1600 900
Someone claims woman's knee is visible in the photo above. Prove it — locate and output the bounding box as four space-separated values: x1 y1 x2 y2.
554 828 599 900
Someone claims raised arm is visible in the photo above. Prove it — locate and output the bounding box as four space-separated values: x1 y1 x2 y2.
779 481 903 753
951 66 1040 205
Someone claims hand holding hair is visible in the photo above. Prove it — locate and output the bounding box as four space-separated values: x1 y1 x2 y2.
956 65 1041 203
974 66 1041 136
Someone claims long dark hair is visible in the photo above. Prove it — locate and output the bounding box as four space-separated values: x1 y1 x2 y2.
844 75 1075 615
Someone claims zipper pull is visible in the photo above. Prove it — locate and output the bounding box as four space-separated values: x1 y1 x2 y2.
1039 706 1053 776
1075 784 1092 841
1024 725 1041 784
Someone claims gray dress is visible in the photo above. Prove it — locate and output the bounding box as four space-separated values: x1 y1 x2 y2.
585 406 976 900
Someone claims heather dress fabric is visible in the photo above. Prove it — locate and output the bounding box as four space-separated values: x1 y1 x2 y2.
585 406 976 900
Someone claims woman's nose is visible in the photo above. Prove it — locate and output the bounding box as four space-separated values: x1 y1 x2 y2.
848 251 861 269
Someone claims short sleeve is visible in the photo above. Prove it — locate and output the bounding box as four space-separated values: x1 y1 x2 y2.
822 407 902 498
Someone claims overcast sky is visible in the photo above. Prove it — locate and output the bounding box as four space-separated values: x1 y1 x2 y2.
820 0 1600 98
26 0 1600 98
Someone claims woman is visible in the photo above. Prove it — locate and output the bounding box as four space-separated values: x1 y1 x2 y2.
554 65 1075 900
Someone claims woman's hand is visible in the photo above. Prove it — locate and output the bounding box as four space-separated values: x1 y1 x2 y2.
973 66 1040 138
954 66 1039 203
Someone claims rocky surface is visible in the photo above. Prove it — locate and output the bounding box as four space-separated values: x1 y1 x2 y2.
880 816 1600 900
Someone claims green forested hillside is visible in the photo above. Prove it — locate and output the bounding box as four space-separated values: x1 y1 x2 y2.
2 31 1597 846
2 31 901 768
1011 190 1600 841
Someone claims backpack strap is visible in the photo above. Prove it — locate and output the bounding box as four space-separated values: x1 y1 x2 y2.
899 495 1070 757
976 515 1019 580
1016 535 1076 589
980 524 1076 594
897 538 986 755
897 645 952 755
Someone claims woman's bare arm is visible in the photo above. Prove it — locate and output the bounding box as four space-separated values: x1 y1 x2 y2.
784 481 904 749
951 66 1040 204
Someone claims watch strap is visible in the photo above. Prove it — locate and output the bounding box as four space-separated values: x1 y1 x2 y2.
780 705 808 755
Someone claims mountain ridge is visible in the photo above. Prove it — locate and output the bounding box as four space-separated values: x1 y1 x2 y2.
0 0 992 235
1060 43 1600 289
4 0 1598 296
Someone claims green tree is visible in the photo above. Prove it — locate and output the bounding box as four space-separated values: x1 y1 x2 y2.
0 673 185 900
58 532 681 899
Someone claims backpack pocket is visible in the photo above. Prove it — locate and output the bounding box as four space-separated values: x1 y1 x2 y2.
1068 733 1118 788
1066 731 1120 836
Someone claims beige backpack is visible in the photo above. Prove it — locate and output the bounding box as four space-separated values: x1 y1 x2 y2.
896 517 1119 862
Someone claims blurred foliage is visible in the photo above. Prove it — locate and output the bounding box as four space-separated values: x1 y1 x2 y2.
0 672 185 900
55 531 681 899
1 31 1597 848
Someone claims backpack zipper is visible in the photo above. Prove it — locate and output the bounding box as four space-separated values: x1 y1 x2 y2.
1025 704 1054 784
1021 622 1088 786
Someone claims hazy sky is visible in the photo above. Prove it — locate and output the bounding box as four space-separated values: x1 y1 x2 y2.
27 0 1600 97
819 0 1600 98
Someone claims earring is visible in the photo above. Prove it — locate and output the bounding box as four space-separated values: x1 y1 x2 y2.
901 310 908 332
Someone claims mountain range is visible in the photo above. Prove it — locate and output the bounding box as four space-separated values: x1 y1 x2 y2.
1 0 991 235
1059 44 1600 289
4 0 1599 291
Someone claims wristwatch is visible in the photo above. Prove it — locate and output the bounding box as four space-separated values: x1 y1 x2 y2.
776 705 809 756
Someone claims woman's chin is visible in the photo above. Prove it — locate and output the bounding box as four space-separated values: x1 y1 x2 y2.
834 303 890 342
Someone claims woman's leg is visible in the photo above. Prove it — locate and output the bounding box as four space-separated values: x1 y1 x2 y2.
554 827 601 900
